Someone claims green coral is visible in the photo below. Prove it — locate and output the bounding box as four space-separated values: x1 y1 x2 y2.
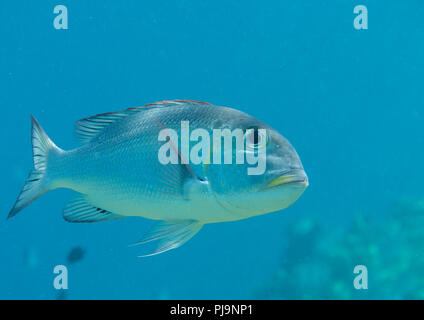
255 197 424 299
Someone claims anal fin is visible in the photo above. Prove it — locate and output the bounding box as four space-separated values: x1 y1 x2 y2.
130 220 203 257
63 194 123 223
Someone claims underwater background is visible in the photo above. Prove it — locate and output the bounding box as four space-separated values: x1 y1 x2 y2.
1 0 423 299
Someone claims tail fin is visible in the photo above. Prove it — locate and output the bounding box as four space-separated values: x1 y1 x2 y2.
8 116 59 218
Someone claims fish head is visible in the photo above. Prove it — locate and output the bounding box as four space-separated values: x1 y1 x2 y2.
205 110 308 220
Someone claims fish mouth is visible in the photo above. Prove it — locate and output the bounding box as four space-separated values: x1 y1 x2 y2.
265 169 309 189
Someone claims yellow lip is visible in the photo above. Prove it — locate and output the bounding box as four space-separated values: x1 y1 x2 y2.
266 174 308 188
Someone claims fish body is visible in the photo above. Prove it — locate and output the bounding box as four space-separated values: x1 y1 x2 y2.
9 100 308 256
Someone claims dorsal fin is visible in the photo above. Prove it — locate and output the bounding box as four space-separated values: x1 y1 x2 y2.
146 99 210 106
74 111 130 143
74 100 212 143
74 101 178 143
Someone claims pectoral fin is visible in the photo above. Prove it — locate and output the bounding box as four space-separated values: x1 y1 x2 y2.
130 220 203 257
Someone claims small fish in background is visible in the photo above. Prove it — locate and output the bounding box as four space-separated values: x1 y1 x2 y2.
8 100 308 256
66 246 86 265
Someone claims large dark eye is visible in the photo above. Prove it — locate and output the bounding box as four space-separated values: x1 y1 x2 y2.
245 128 267 149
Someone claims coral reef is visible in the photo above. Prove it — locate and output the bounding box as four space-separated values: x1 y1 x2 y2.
255 198 424 299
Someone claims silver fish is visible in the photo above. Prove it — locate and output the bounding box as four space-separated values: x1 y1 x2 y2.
9 100 308 256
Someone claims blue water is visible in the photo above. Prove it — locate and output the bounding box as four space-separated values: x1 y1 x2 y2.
1 1 423 299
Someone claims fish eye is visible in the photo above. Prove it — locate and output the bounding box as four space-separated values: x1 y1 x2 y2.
244 128 267 149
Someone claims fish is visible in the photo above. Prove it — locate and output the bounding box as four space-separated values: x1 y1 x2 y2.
67 246 86 264
8 99 308 256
